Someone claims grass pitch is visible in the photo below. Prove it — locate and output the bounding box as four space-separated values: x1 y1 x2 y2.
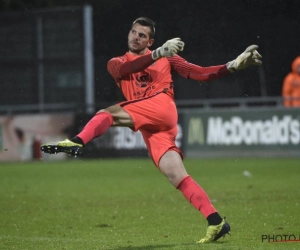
0 158 299 250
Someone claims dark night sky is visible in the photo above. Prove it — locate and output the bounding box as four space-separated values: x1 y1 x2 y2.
1 0 300 103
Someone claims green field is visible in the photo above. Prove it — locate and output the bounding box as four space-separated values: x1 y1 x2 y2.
0 158 299 250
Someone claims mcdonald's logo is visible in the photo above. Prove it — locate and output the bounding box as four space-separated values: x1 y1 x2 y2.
188 117 205 145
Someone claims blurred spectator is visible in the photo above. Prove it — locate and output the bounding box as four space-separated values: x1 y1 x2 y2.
282 56 300 107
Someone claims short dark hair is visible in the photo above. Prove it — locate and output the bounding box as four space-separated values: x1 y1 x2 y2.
132 17 156 38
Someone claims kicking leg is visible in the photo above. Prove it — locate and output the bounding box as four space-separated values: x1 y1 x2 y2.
40 104 133 155
75 105 134 145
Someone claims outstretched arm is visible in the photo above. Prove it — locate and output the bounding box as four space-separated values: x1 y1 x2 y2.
168 45 262 81
167 55 230 81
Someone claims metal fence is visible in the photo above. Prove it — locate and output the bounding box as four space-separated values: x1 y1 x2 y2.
1 96 299 115
0 5 94 114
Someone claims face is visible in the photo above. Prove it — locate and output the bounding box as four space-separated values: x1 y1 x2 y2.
128 23 154 55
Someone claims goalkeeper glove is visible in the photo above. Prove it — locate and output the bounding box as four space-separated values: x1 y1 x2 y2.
226 45 262 72
152 38 185 60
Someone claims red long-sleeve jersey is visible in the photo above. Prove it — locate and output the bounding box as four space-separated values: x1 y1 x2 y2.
107 49 230 101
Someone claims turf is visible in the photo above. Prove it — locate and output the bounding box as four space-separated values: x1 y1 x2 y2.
0 158 299 250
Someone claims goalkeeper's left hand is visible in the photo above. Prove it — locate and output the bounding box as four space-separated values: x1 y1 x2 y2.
226 45 262 73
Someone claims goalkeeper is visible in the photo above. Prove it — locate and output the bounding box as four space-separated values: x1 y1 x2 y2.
41 17 262 243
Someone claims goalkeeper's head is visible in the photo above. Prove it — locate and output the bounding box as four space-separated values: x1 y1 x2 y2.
132 17 155 39
128 17 156 54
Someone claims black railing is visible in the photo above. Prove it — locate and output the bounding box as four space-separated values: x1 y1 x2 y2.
2 96 300 115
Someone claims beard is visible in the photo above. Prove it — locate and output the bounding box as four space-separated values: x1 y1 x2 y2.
128 41 146 54
128 46 142 54
129 47 142 53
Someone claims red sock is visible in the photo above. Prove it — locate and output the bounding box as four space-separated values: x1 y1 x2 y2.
77 112 113 144
177 175 217 218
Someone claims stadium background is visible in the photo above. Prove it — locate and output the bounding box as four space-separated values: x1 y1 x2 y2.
1 0 300 101
0 0 300 161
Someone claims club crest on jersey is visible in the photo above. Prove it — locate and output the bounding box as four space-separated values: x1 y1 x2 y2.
134 72 153 88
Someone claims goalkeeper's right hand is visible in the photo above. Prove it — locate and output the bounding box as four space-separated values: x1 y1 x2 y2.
152 38 185 60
